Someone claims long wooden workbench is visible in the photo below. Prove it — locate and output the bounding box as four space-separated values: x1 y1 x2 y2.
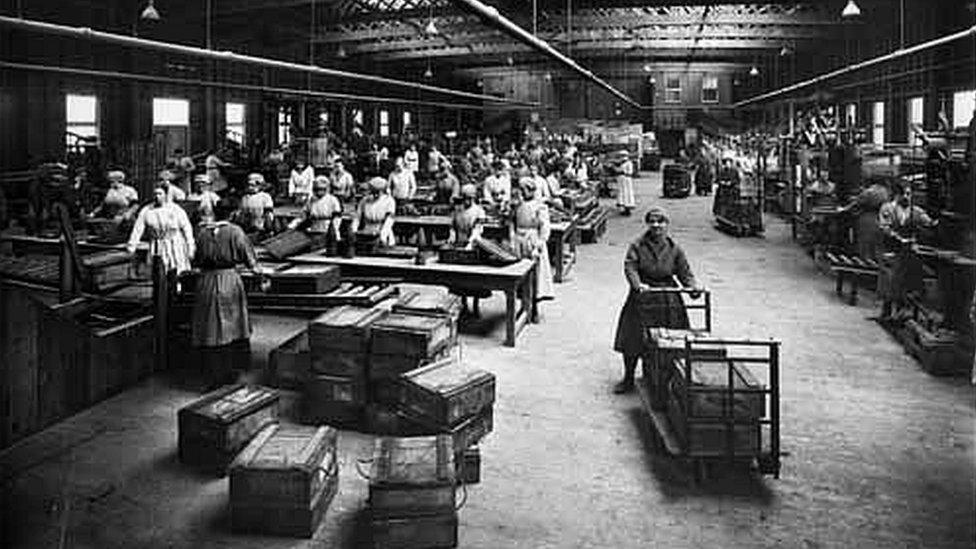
289 253 539 347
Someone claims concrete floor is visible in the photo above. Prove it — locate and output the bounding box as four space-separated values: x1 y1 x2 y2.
1 170 974 549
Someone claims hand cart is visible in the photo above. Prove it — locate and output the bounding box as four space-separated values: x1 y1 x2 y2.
636 289 782 482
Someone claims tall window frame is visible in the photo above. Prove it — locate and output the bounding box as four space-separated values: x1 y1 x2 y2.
378 109 390 137
152 97 190 126
225 102 246 145
664 76 681 104
907 96 923 144
277 106 292 146
872 101 885 146
65 94 99 152
952 90 975 129
701 75 719 104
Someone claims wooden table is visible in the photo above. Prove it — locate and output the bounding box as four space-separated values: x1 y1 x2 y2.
392 214 578 283
289 253 539 347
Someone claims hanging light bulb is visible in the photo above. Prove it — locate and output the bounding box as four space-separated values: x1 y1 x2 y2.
424 66 434 79
336 45 347 59
141 0 161 20
544 72 552 81
749 65 760 76
779 44 792 56
841 0 861 18
476 79 484 88
424 18 439 35
642 63 652 73
506 56 514 66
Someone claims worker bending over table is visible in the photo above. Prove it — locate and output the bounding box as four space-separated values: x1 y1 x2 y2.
612 206 703 394
329 159 355 202
389 156 417 200
355 177 397 247
237 173 276 238
186 174 220 225
878 180 938 320
289 175 343 244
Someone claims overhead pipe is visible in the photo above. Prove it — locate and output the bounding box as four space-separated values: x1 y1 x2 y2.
735 24 976 108
0 61 535 111
0 15 538 107
448 0 643 109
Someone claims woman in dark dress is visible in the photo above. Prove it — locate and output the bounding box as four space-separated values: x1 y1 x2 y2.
192 199 267 387
612 206 702 394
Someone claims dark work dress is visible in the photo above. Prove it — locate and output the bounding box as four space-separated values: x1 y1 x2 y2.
613 233 697 356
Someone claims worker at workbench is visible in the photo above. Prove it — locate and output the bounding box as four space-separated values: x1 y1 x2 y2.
91 169 139 220
878 181 937 320
329 159 355 202
482 161 512 205
192 199 267 388
126 183 196 275
288 159 315 203
159 169 187 203
237 173 276 236
389 156 417 200
612 206 702 394
839 178 890 260
354 177 397 247
186 174 220 225
434 162 461 204
450 184 486 248
289 175 343 240
511 178 555 302
878 181 937 242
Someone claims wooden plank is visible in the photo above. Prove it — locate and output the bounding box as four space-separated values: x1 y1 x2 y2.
0 283 40 448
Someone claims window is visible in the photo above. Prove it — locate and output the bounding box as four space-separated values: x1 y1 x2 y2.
701 76 718 104
65 94 98 151
402 111 412 129
846 103 857 127
352 108 364 127
907 96 923 144
872 101 885 146
379 109 390 137
952 90 975 129
225 102 245 145
153 98 189 126
664 76 681 104
277 107 292 145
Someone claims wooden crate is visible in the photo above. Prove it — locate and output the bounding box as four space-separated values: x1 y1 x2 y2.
393 290 462 339
667 392 761 457
311 349 368 378
369 435 457 518
369 512 459 549
230 423 339 538
369 344 454 382
262 229 314 260
177 384 279 475
396 357 496 427
304 373 367 427
268 330 312 390
309 305 388 354
667 358 765 419
370 313 453 358
269 264 341 295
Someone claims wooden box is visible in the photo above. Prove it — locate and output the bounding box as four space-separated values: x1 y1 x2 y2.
311 349 368 378
230 424 339 538
369 344 454 382
268 330 312 390
667 358 765 419
393 290 463 339
177 384 279 475
456 446 481 485
667 392 761 457
370 313 453 358
270 264 341 295
81 250 133 292
304 373 367 426
369 512 459 549
448 406 493 453
309 305 388 354
396 357 496 426
369 435 457 518
262 229 314 260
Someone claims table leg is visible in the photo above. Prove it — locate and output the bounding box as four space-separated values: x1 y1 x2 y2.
505 286 517 347
530 261 539 323
553 235 564 283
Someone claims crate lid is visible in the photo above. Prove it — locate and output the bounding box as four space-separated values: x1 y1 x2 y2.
370 435 455 487
274 264 340 278
393 291 461 314
372 312 449 333
233 423 337 471
311 305 387 329
402 357 494 395
181 384 280 424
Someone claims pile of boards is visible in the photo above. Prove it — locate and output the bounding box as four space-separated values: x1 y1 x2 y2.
177 384 341 537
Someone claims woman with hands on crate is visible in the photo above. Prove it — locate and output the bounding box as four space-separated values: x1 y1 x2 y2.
612 206 703 394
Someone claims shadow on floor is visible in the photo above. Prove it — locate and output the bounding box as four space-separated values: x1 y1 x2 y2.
626 408 776 504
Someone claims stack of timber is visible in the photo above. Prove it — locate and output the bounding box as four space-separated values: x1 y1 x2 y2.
369 312 455 384
230 424 339 537
177 384 280 475
577 203 610 244
367 435 460 548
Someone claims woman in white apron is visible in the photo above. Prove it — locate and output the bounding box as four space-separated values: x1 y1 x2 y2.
616 152 636 215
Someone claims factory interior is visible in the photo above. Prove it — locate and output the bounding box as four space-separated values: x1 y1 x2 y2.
0 0 974 547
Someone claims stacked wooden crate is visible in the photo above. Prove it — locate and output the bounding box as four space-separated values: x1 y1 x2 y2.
230 424 340 537
368 435 461 548
665 357 766 456
306 305 388 426
177 384 280 475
